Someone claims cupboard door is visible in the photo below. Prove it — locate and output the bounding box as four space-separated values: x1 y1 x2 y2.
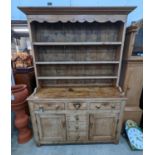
35 112 66 143
89 113 118 141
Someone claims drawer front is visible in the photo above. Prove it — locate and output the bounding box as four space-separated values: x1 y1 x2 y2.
67 122 87 131
90 102 120 110
34 102 65 111
68 131 88 141
67 102 88 110
67 114 87 122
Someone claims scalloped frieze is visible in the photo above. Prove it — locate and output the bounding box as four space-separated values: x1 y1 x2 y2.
28 15 126 23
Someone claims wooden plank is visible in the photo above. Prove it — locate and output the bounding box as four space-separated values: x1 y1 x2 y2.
37 76 118 80
33 42 122 46
35 61 120 65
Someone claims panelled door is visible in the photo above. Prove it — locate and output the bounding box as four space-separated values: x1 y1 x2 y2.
35 112 66 143
89 113 118 141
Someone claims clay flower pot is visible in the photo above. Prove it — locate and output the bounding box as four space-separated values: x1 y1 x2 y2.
11 84 32 144
11 84 28 104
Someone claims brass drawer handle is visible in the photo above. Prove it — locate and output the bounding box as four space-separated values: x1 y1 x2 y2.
39 105 44 112
95 105 101 109
73 103 81 110
55 104 60 110
75 126 79 130
111 105 116 109
75 115 79 121
102 103 108 106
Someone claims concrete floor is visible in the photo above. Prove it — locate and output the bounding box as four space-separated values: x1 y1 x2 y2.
12 132 142 155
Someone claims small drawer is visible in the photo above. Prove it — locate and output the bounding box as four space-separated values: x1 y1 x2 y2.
68 131 87 141
67 114 87 122
67 102 88 110
90 102 120 110
34 102 65 111
67 122 87 131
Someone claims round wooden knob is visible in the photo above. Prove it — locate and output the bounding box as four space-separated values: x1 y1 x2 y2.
73 103 81 109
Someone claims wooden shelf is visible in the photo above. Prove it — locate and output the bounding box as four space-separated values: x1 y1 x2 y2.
35 61 120 65
37 76 118 80
33 42 122 46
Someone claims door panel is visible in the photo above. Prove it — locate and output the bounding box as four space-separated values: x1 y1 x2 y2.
89 113 118 141
35 112 66 142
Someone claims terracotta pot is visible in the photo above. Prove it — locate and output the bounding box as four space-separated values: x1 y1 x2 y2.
11 84 32 144
12 101 32 144
11 84 28 104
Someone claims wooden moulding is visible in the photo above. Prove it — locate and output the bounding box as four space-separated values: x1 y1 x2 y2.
28 15 126 24
18 7 136 23
18 6 136 15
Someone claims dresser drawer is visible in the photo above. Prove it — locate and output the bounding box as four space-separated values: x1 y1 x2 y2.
67 102 88 110
68 131 87 141
90 102 120 110
67 114 87 122
34 102 65 111
67 122 87 131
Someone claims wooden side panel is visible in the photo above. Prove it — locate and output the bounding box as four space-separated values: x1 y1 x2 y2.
27 22 39 87
116 23 126 86
122 61 143 106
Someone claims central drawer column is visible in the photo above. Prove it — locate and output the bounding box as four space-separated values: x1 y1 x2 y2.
66 101 88 142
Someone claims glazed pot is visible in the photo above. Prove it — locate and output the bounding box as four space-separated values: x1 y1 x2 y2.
11 84 28 104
